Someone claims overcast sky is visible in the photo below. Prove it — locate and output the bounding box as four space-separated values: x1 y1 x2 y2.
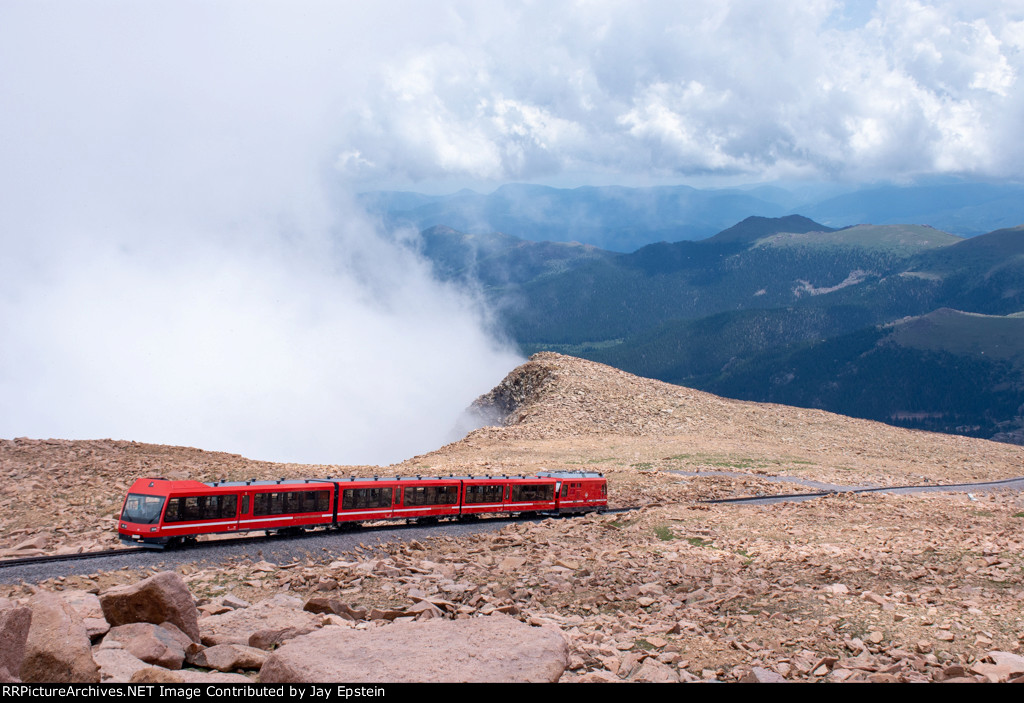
1 1 1021 464
326 0 1023 190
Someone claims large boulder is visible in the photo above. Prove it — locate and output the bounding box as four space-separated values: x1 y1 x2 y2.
20 592 100 683
92 642 153 683
259 613 569 683
104 623 189 669
191 644 268 672
200 594 321 650
60 590 110 640
99 571 200 643
127 667 253 684
0 598 32 683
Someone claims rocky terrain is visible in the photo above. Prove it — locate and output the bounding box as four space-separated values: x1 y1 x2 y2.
2 352 1024 682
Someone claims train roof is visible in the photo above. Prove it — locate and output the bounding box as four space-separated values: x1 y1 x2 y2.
129 471 604 492
536 471 605 479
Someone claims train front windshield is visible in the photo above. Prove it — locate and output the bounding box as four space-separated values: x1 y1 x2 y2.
121 493 166 524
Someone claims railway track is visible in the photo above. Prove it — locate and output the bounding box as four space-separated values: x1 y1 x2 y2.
700 474 1024 505
0 508 635 571
0 547 148 569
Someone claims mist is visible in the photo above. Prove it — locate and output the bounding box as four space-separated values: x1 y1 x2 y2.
0 3 522 465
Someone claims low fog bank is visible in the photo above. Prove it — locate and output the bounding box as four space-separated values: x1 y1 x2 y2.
1 208 523 466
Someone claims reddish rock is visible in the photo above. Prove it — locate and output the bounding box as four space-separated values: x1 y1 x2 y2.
200 594 320 650
260 613 569 683
986 651 1024 675
21 592 99 683
406 601 444 619
60 590 110 640
12 535 49 551
0 598 32 683
174 669 253 683
368 607 405 621
739 667 788 683
99 572 200 643
93 644 152 683
970 652 1024 683
105 623 187 669
574 671 621 683
302 596 366 620
191 644 267 671
129 668 186 684
220 595 251 610
633 658 680 682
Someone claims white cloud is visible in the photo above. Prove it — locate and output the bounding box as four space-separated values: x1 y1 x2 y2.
0 2 522 465
318 0 1024 185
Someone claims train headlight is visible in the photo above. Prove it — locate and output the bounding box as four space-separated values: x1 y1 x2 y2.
150 527 158 532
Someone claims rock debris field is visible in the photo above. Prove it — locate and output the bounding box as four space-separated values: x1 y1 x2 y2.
2 352 1024 683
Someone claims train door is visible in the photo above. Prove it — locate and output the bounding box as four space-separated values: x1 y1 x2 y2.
238 492 252 531
568 481 581 510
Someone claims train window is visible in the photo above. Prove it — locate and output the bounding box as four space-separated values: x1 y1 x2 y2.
465 484 503 504
560 483 568 497
255 490 331 515
511 484 555 502
121 494 166 524
242 495 249 514
341 487 393 510
404 486 425 506
220 495 237 518
404 485 458 506
163 494 237 522
253 492 276 516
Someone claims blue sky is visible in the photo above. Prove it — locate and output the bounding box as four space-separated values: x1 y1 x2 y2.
1 1 1021 463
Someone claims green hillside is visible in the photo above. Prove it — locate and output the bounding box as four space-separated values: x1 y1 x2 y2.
700 309 1024 440
409 216 1024 445
885 308 1024 364
758 224 962 254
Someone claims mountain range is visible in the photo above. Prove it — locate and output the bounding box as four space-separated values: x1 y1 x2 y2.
361 180 1024 252
402 211 1024 445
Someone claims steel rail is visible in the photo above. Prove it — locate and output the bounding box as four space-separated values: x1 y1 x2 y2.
701 475 1024 504
0 507 626 570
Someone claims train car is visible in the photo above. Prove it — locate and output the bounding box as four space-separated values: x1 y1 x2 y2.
503 475 559 514
542 471 608 514
118 477 336 547
460 476 513 517
118 471 607 548
327 475 464 525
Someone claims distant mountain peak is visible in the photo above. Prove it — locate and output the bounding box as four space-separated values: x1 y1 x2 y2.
705 214 834 244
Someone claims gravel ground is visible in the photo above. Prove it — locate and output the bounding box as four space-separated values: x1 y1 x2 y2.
0 517 518 585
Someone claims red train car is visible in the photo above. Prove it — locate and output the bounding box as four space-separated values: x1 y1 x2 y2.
118 477 337 547
118 471 607 548
543 471 608 514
